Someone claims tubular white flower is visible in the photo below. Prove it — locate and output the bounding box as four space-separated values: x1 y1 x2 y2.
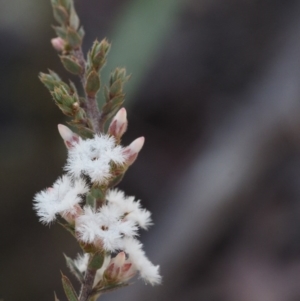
108 107 128 139
33 175 89 224
75 206 138 252
65 134 126 184
106 189 152 230
123 137 145 166
122 237 161 285
58 124 79 149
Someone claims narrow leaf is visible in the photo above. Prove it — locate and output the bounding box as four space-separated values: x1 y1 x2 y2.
69 4 80 30
53 5 69 25
88 251 105 270
109 79 123 98
60 56 83 75
61 273 79 301
85 70 100 97
53 26 67 39
66 27 82 48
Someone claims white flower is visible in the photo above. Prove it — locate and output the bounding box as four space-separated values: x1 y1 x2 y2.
33 175 88 224
64 135 126 184
106 189 152 229
76 206 138 252
122 237 161 285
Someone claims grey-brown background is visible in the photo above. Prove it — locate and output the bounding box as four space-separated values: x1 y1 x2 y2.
1 0 300 300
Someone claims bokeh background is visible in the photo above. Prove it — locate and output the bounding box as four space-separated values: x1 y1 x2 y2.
2 0 300 300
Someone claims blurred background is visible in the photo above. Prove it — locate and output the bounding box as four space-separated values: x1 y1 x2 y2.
2 0 300 300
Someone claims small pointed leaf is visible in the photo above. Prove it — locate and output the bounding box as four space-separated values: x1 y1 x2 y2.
88 251 105 270
66 27 82 48
61 273 79 301
69 4 80 30
60 56 83 75
85 70 100 97
53 26 67 39
53 5 69 25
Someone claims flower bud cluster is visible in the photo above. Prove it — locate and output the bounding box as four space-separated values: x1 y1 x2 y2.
33 117 161 287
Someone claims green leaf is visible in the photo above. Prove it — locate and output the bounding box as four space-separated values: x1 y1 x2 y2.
77 26 85 39
53 5 69 25
69 3 80 30
66 27 82 48
91 39 111 71
53 26 67 40
60 56 83 75
60 0 71 10
86 193 96 209
64 254 84 283
61 273 79 301
104 86 110 102
73 125 94 138
109 79 123 98
88 252 105 270
85 70 101 97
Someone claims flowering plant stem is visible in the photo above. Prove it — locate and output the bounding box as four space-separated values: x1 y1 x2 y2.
79 266 97 301
73 48 101 134
34 1 161 300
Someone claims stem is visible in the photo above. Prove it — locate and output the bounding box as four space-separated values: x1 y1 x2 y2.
87 96 101 133
79 266 97 301
73 48 101 133
98 113 106 133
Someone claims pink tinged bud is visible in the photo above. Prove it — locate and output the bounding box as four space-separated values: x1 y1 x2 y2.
108 108 128 139
51 37 65 52
123 137 145 165
105 252 137 283
61 204 83 224
58 124 79 149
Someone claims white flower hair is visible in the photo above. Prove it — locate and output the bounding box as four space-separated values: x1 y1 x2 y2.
76 206 138 252
64 135 126 184
122 237 161 285
33 175 89 224
106 189 152 230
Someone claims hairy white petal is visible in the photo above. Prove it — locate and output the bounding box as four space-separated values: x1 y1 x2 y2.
123 237 161 285
65 135 126 184
33 175 88 224
76 206 138 252
107 189 152 229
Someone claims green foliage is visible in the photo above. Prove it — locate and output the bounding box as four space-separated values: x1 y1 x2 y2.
61 273 79 301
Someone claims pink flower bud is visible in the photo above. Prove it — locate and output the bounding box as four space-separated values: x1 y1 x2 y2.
61 204 83 224
105 252 137 283
51 37 65 52
108 108 128 140
57 124 79 149
123 137 145 165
